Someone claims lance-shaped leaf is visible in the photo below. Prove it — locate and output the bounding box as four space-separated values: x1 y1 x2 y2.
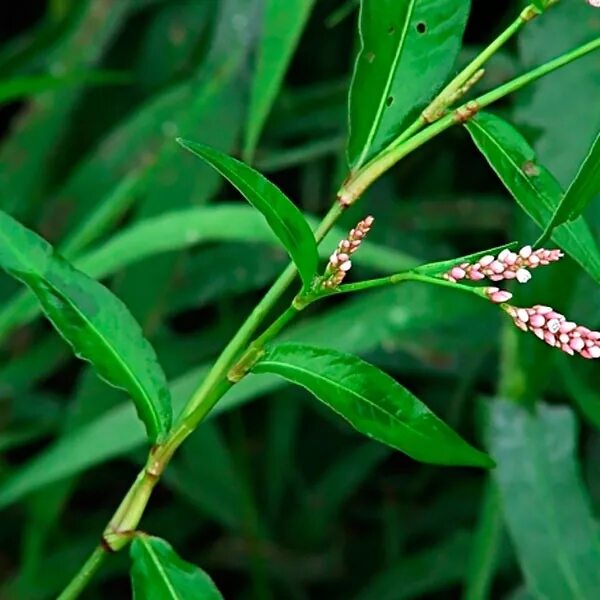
177 139 318 289
243 0 315 161
0 204 416 343
489 399 600 599
252 343 493 468
0 211 171 443
347 0 471 170
130 535 223 600
541 131 600 240
414 242 519 276
465 112 600 284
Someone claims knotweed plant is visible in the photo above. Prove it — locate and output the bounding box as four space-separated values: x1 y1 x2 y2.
0 1 599 597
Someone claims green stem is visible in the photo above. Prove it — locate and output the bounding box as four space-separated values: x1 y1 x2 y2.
391 3 534 150
340 35 600 205
315 271 488 301
56 546 107 600
178 201 343 424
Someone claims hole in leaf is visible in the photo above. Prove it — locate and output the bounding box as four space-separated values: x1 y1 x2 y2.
365 51 375 63
386 96 394 107
416 21 427 34
387 25 395 35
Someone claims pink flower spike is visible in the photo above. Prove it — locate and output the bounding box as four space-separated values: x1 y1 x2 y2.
442 245 564 285
486 288 512 304
322 216 374 289
505 303 600 359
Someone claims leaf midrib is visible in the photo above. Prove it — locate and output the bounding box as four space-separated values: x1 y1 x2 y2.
469 118 600 276
139 538 180 599
0 226 160 437
356 0 417 168
257 357 433 445
467 119 556 223
182 143 317 287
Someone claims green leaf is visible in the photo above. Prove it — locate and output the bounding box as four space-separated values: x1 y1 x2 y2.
163 422 245 530
0 205 417 343
489 399 600 599
356 531 473 600
515 0 599 186
0 283 488 507
243 0 315 161
0 70 128 105
414 242 518 276
176 140 319 289
560 358 600 431
252 343 493 468
0 211 171 443
466 112 600 284
0 0 131 219
541 131 600 239
347 0 470 170
130 535 223 600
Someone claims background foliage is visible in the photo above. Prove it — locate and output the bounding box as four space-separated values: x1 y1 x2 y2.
0 0 599 598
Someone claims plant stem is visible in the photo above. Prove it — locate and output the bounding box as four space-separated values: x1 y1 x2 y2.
321 271 488 300
340 35 600 205
56 545 107 600
57 201 346 600
390 3 535 151
178 201 344 424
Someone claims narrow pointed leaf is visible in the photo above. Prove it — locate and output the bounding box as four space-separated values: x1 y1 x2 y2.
347 0 471 170
176 139 318 289
0 211 171 442
252 343 493 468
0 205 416 343
243 0 315 161
466 112 600 283
0 70 129 104
489 400 600 599
541 131 600 239
415 242 518 276
130 535 223 600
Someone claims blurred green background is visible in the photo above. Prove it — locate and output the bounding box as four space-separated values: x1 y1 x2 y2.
0 1 599 598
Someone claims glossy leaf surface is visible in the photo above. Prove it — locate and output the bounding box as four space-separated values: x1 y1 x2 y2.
130 536 223 600
0 211 171 442
177 139 318 289
0 283 490 506
252 343 493 468
0 204 416 342
466 112 600 284
542 131 600 237
347 0 470 170
243 0 315 161
489 399 600 599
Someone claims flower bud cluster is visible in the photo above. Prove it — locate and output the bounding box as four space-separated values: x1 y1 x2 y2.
505 304 600 359
322 216 374 289
444 246 563 284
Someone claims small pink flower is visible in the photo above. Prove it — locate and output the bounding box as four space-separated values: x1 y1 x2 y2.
588 0 600 8
485 287 513 304
444 245 563 284
322 216 374 288
505 304 600 359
